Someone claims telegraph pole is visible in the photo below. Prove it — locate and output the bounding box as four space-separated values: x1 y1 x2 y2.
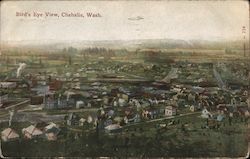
0 139 4 158
242 26 246 57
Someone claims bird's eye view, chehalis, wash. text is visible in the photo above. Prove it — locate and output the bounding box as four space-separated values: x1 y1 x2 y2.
0 0 249 158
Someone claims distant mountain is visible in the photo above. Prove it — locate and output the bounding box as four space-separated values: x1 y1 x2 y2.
1 38 248 51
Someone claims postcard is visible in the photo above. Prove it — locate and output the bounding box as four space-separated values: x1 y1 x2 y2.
0 0 249 158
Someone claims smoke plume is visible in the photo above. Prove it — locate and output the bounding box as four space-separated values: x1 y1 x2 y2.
16 63 26 78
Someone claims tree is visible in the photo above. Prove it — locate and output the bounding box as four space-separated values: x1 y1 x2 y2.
68 56 72 65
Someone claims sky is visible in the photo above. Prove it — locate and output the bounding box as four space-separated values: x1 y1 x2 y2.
0 0 249 42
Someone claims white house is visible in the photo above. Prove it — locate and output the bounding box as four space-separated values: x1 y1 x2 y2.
0 82 16 89
105 124 122 133
22 125 43 139
79 118 86 126
189 105 196 112
44 122 58 131
76 100 85 109
1 128 19 142
118 98 127 107
201 108 212 118
165 106 177 116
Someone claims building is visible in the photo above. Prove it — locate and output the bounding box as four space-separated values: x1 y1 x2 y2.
189 105 197 112
44 122 58 131
165 106 177 116
45 127 60 141
1 128 19 142
48 79 63 91
66 113 80 126
104 124 122 133
44 93 75 109
30 96 44 105
44 123 61 141
76 100 85 109
237 107 250 117
201 108 213 118
0 82 17 89
22 125 43 139
247 97 250 107
35 122 48 130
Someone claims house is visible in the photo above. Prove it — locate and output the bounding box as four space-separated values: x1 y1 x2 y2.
104 124 122 133
227 106 238 117
44 92 56 109
35 121 48 131
44 123 60 141
216 104 227 114
231 97 237 106
1 128 19 142
66 113 80 126
0 82 17 89
79 118 86 126
44 122 57 131
123 116 129 124
237 107 250 117
168 99 178 107
107 109 115 117
30 96 43 105
141 109 147 119
113 116 123 124
189 105 197 112
207 118 218 129
192 86 205 94
31 85 50 96
91 82 101 87
201 108 213 118
104 119 113 127
48 79 63 91
22 125 43 139
216 114 224 122
118 98 127 107
147 107 160 119
87 115 93 124
76 100 85 109
102 95 113 105
117 93 129 102
247 97 250 107
127 113 141 123
188 93 196 103
165 106 177 116
45 127 60 141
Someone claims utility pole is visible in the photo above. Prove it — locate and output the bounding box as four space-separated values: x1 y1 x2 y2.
242 26 246 57
0 139 5 158
6 55 9 71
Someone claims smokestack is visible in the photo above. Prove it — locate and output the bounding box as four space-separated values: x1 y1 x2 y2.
244 43 246 57
67 93 70 102
16 63 26 78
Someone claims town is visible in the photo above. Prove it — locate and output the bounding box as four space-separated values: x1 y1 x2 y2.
0 46 249 157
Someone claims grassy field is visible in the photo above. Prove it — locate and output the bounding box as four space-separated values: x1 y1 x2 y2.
1 114 248 157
